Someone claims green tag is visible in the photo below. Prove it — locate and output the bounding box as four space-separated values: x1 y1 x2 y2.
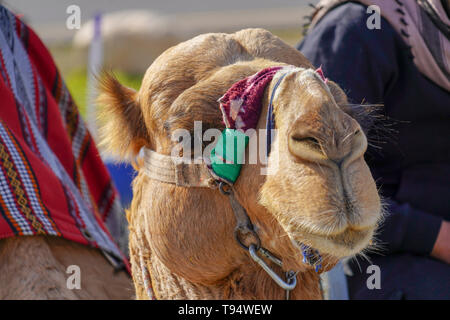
210 129 249 183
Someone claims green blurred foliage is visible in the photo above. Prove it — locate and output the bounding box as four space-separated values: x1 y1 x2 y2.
65 69 142 117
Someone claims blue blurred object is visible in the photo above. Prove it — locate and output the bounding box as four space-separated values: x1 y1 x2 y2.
106 162 135 207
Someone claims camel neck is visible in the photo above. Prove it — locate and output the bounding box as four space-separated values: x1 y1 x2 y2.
128 170 325 300
143 250 322 300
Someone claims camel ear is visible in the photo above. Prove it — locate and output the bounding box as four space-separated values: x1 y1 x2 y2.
96 72 149 161
326 80 348 106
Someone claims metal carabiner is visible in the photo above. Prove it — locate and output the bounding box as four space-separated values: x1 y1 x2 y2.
248 244 297 291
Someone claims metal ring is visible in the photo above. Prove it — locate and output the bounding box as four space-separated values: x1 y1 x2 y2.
286 270 297 285
219 181 231 195
234 225 261 251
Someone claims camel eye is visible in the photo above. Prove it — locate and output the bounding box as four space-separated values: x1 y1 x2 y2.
292 136 318 143
291 136 321 151
354 130 361 135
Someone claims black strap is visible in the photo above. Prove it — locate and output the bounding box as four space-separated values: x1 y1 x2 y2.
266 71 290 157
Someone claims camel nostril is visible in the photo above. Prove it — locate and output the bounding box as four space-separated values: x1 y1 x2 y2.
332 158 344 167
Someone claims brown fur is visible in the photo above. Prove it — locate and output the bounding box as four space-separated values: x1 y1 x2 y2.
97 73 149 160
0 236 133 300
97 29 382 299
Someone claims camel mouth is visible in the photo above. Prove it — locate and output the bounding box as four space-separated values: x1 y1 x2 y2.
290 224 375 259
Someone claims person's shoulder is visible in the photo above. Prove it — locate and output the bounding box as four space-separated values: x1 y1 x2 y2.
311 1 396 39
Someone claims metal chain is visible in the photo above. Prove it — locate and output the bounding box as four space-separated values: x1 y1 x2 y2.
219 181 298 299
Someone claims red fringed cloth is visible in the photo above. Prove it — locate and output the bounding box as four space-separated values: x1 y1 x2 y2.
0 6 129 270
218 66 283 131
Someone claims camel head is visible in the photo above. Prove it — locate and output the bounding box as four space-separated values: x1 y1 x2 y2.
97 30 382 294
256 67 382 260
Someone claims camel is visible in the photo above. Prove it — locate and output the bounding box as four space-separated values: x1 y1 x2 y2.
97 28 383 299
0 236 133 299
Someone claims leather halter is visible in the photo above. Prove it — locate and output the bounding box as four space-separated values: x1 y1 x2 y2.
140 149 298 298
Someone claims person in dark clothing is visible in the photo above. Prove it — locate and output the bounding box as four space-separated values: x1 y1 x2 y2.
297 0 450 299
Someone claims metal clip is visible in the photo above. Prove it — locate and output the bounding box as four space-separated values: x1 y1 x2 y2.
249 244 297 291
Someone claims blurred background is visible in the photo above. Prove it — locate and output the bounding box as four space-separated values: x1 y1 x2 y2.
1 0 319 206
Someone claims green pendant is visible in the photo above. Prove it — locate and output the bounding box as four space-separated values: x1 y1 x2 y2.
210 129 249 183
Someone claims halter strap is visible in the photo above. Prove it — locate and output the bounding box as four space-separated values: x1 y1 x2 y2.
266 71 290 157
142 148 214 188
